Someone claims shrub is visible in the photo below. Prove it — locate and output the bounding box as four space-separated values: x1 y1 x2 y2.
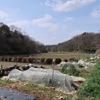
78 64 84 68
28 58 34 63
36 58 41 63
45 58 53 64
1 57 5 61
54 58 62 64
8 57 12 62
63 58 68 62
11 57 17 62
22 58 28 63
96 48 100 54
33 58 37 63
0 57 2 61
60 63 80 76
77 61 100 100
69 58 78 62
40 58 45 63
4 57 8 62
16 57 22 62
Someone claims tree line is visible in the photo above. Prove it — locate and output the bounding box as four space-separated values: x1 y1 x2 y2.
0 22 47 55
46 32 100 53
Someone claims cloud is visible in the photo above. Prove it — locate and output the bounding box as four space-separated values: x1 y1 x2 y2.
17 7 20 11
0 11 9 18
64 30 85 41
54 32 58 34
40 2 43 5
51 36 57 40
8 20 30 28
44 0 96 12
62 24 67 29
91 8 100 18
65 17 74 21
5 18 12 21
32 14 59 31
45 33 48 35
70 30 85 36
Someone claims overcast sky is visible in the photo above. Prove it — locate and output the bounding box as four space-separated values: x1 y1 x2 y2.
0 0 100 45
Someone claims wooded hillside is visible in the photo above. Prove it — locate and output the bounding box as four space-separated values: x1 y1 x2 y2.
46 32 100 53
0 22 47 55
1 22 100 54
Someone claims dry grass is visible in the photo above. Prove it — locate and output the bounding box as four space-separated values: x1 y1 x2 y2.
0 61 26 68
32 52 92 59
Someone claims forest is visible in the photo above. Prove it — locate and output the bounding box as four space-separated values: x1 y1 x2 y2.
0 22 47 55
46 32 100 53
1 22 100 55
